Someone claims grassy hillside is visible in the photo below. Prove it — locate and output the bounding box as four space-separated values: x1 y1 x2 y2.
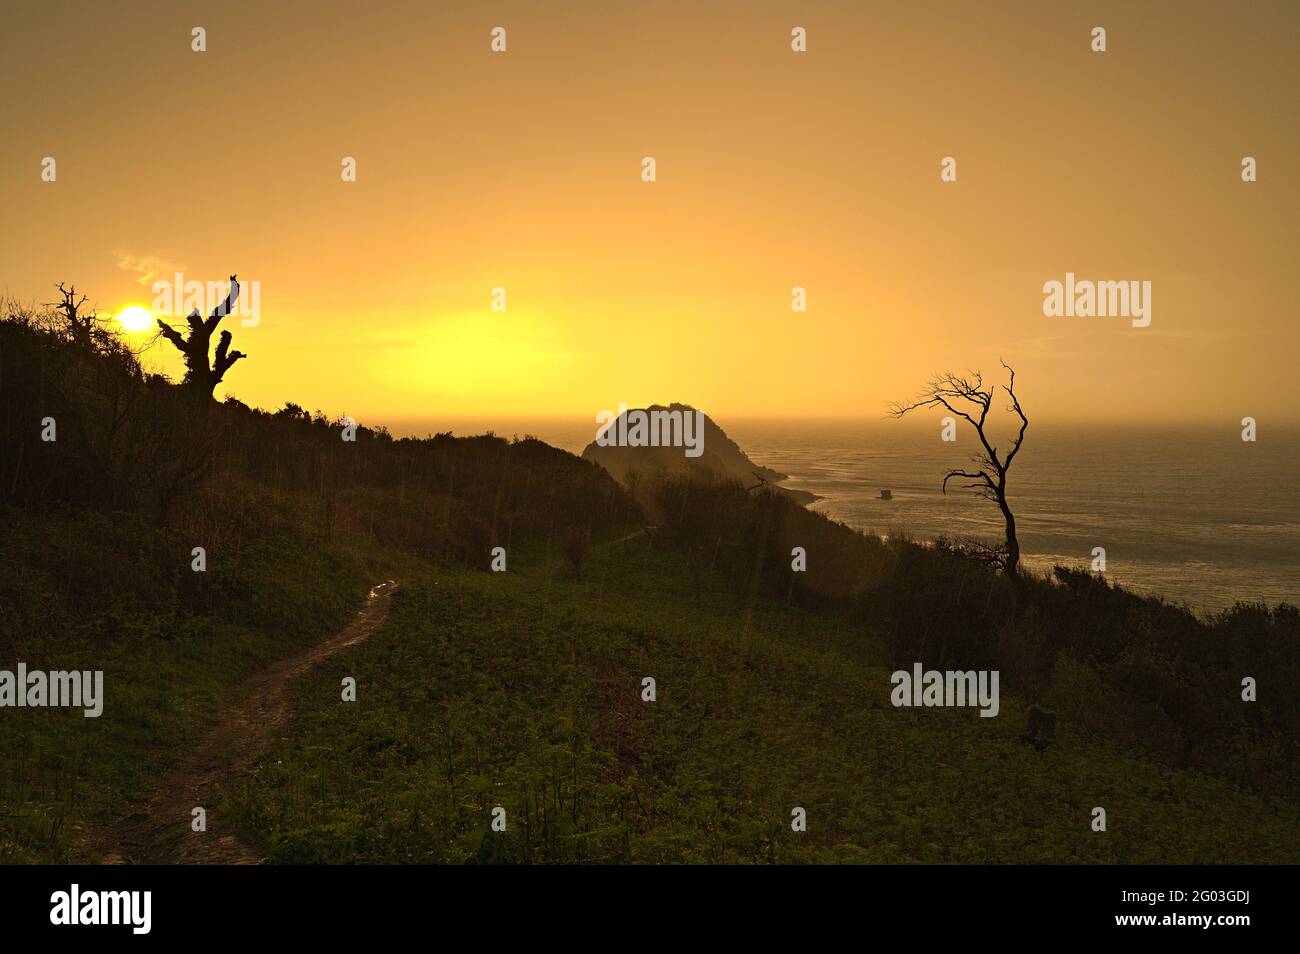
220 534 1298 863
2 293 1296 864
0 300 638 863
649 475 1300 798
0 507 378 862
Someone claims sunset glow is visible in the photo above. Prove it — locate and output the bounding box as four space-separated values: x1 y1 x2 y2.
2 1 1295 424
115 304 154 333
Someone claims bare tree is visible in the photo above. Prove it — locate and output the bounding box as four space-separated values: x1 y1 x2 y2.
156 275 246 398
888 360 1029 579
45 283 123 353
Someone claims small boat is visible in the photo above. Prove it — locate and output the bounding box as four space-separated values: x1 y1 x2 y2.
879 488 892 500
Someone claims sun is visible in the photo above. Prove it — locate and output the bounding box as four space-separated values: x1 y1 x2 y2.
115 305 155 333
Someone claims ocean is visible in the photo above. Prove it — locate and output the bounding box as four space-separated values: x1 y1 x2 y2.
385 415 1300 613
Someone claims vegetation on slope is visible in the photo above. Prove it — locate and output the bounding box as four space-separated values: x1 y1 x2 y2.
0 296 635 862
1 290 1295 864
223 536 1299 864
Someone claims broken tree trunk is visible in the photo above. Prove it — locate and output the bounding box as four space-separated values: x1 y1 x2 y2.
156 275 246 398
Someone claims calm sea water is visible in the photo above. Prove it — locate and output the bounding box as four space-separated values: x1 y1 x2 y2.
387 415 1300 613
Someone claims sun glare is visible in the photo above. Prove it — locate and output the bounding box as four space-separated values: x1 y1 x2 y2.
116 305 155 333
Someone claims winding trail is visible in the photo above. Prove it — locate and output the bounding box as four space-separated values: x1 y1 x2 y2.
92 581 399 865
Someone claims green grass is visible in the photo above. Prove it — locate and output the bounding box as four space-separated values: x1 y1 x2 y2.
0 508 377 862
223 535 1300 864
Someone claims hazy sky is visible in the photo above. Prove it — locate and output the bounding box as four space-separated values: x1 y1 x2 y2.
2 0 1296 424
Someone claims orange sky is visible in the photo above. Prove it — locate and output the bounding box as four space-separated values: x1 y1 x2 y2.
2 0 1297 424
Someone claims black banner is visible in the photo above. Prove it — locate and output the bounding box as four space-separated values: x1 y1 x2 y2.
0 864 1285 940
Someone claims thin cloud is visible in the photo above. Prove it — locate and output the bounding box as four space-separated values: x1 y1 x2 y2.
116 252 187 286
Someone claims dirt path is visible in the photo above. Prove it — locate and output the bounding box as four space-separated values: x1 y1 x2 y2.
92 581 399 865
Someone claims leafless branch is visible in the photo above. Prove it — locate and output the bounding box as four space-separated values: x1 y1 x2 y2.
889 362 1030 578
